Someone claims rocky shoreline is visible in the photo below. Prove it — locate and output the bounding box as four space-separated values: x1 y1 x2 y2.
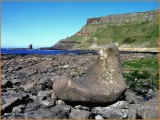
1 52 158 119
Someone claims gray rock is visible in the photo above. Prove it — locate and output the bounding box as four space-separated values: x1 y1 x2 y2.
39 76 53 90
53 44 126 103
39 99 55 107
2 80 13 88
25 101 41 112
50 90 57 100
101 107 128 119
95 115 103 119
110 101 129 109
30 86 42 95
21 82 36 93
37 91 51 100
2 92 29 114
128 105 137 119
125 91 138 104
74 105 90 111
138 95 158 119
69 108 93 119
57 100 65 105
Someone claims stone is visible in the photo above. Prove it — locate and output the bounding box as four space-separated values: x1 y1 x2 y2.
57 100 65 105
30 86 42 95
110 101 129 109
24 101 41 112
69 108 93 119
53 44 126 103
2 80 13 88
51 91 57 100
39 100 55 107
49 105 71 118
2 92 29 115
39 76 53 90
37 91 51 100
21 82 36 93
95 115 103 119
101 107 128 119
137 95 158 119
128 105 137 119
125 91 138 104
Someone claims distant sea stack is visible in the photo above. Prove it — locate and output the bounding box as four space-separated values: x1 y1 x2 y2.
28 44 33 49
52 10 158 50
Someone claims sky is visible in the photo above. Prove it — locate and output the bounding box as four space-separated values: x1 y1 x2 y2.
2 1 159 48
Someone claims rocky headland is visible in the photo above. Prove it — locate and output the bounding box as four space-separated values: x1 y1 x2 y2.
1 45 158 119
53 10 158 50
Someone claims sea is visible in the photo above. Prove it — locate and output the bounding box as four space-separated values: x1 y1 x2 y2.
1 48 97 55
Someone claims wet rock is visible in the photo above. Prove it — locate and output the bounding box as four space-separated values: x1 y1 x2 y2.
39 76 53 90
125 91 138 104
53 44 126 103
69 108 93 119
138 95 158 119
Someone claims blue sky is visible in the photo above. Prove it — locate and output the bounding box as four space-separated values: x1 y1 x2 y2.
2 1 158 48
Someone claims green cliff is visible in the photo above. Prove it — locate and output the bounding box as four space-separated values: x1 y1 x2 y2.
53 10 159 50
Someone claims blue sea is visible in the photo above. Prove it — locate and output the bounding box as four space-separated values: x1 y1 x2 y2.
1 48 96 55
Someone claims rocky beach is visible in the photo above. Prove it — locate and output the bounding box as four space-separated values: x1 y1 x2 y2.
1 48 158 119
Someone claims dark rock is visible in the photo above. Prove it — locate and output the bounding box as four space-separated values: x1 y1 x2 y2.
53 44 126 103
69 108 93 119
137 95 158 119
28 44 33 49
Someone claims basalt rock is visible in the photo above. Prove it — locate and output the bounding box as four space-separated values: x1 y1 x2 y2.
53 44 126 103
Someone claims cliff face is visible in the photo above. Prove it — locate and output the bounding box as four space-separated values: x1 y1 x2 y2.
53 10 158 50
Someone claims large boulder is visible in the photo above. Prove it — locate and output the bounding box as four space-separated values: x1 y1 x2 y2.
53 44 126 103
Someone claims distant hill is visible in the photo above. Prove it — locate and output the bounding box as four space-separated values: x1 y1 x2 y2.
53 10 159 50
